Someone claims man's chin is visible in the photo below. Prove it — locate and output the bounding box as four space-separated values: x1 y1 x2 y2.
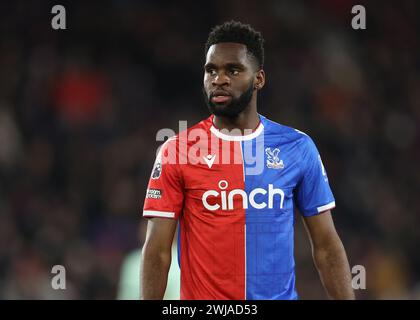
209 104 239 117
212 102 230 112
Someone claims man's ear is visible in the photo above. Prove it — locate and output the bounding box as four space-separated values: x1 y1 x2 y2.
254 69 265 90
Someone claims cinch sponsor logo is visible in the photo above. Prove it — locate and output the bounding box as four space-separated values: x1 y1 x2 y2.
202 180 285 211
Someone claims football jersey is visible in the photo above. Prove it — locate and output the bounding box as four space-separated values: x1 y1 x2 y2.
143 114 335 300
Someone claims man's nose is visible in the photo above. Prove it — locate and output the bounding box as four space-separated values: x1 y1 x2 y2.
212 72 230 86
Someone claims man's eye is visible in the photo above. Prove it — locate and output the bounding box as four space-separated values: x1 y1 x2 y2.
230 69 239 75
207 69 216 75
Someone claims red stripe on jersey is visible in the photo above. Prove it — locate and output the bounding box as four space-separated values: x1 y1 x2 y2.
180 138 245 299
144 116 246 299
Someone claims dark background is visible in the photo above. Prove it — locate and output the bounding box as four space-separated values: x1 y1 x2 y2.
0 0 419 299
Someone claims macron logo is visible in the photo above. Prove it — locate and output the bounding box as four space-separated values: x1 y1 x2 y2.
203 154 216 168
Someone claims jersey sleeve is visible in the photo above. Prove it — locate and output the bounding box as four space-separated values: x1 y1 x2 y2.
295 135 336 217
143 140 184 219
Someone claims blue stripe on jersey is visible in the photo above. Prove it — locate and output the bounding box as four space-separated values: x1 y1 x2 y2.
241 133 298 300
237 114 334 300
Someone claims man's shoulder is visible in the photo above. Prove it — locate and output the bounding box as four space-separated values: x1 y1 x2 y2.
262 115 312 145
158 116 212 152
168 116 212 139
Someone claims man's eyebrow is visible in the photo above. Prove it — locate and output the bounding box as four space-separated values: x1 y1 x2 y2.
204 62 246 69
225 62 245 69
204 62 217 69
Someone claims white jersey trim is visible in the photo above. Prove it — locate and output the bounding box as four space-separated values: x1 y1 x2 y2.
317 201 336 213
210 122 264 141
143 210 175 218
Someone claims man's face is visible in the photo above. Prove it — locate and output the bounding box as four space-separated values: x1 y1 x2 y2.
203 43 258 118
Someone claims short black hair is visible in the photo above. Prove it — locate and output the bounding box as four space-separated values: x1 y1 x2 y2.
205 20 265 69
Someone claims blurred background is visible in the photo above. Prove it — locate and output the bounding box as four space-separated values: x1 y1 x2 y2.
0 0 419 299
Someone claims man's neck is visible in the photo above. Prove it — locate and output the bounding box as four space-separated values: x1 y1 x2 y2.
212 105 260 135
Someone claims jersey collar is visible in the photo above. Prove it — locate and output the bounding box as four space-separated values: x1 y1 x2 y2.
210 114 264 141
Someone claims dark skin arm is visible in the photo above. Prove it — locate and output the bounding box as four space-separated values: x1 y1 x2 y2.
302 210 355 299
140 217 178 300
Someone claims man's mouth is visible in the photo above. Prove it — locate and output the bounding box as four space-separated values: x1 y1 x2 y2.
210 90 232 104
211 96 231 103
